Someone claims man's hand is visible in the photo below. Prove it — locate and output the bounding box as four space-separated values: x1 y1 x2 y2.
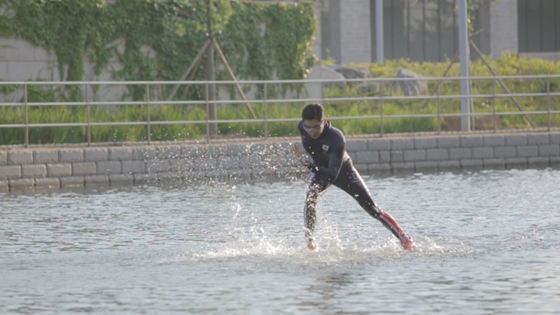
290 144 319 173
305 161 319 173
290 144 307 166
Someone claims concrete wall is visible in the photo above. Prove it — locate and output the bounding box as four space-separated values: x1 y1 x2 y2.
0 37 60 82
2 132 560 193
303 2 324 100
0 142 299 192
0 36 129 103
488 0 519 58
477 0 519 58
320 0 372 64
521 52 560 62
339 0 371 63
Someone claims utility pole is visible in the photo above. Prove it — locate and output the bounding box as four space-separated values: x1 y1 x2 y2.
375 0 384 63
458 0 472 131
207 0 217 135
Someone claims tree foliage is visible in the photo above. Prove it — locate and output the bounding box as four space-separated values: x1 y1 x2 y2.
0 0 317 100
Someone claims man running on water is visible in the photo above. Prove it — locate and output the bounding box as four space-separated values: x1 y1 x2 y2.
294 103 414 251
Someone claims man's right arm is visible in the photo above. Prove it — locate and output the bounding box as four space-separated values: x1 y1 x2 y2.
304 141 344 182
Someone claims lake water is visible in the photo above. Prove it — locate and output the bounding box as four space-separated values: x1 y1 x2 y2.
1 168 560 314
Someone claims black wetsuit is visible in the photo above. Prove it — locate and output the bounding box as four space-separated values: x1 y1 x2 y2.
297 120 410 245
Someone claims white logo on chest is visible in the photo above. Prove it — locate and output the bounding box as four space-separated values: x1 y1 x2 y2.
322 144 329 153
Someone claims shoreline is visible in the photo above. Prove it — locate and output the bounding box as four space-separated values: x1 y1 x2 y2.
1 132 559 192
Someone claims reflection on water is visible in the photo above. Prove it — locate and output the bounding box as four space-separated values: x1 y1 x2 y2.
1 168 560 314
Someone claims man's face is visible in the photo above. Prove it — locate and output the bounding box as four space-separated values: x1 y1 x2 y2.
303 118 325 139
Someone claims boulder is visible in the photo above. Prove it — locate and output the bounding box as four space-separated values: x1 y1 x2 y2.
395 68 428 96
321 66 346 89
328 65 370 79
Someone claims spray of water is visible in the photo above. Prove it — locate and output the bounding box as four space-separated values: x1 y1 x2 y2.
165 198 474 270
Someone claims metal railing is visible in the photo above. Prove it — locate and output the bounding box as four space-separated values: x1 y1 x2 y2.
1 74 560 147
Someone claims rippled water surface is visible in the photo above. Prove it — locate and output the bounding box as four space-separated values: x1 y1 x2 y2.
2 168 560 314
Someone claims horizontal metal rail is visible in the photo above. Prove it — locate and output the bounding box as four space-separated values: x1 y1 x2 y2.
0 75 559 147
5 109 560 129
1 74 560 85
2 91 560 108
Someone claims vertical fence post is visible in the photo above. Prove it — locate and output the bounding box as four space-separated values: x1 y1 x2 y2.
321 78 325 106
264 83 268 140
493 78 497 133
146 83 151 145
437 79 441 134
379 80 384 137
24 84 28 148
86 84 91 146
205 83 210 143
547 77 551 132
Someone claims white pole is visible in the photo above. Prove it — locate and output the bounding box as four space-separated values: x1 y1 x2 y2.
376 0 384 64
458 0 471 131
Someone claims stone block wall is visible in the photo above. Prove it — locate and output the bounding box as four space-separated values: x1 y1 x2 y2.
344 133 560 173
1 132 560 192
0 142 299 192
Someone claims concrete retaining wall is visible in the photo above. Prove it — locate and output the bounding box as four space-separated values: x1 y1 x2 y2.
1 132 560 192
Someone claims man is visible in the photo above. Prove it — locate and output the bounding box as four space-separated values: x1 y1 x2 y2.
295 103 414 251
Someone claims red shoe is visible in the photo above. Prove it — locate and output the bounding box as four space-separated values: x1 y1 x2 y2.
402 238 414 250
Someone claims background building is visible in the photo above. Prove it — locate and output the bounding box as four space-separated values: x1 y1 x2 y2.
319 0 560 64
1 0 559 84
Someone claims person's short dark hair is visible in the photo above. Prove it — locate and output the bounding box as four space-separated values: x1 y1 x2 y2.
302 103 324 121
